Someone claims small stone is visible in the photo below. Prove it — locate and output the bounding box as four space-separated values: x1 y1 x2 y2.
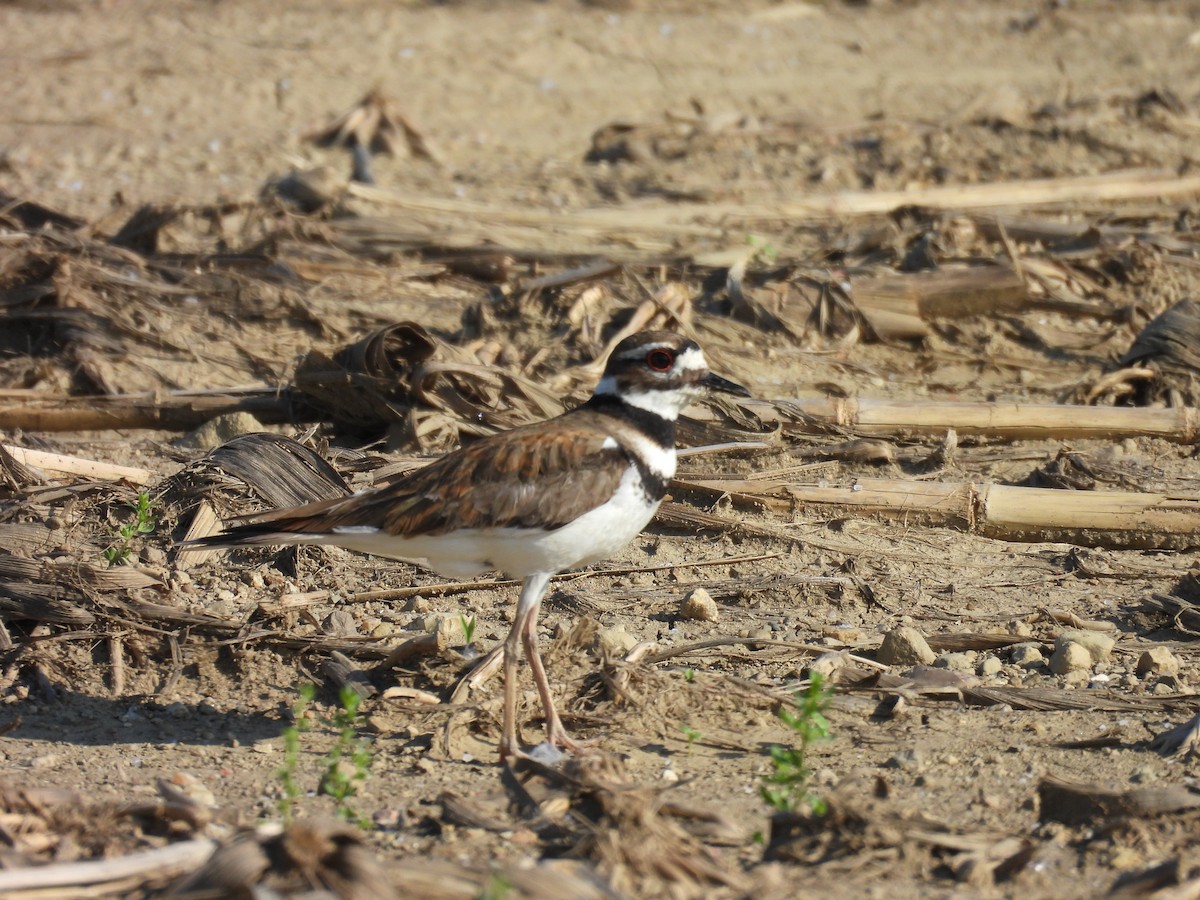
323 610 358 637
1010 644 1044 669
1130 766 1158 784
169 772 216 808
139 546 167 566
978 656 1003 676
806 651 848 679
679 588 719 622
176 412 267 451
241 570 267 590
434 615 465 647
371 622 397 638
936 651 976 673
1049 641 1093 675
406 596 431 614
876 626 936 666
1056 629 1115 664
1006 619 1034 638
1062 668 1090 686
1136 647 1180 677
372 807 408 830
884 747 925 772
595 624 639 657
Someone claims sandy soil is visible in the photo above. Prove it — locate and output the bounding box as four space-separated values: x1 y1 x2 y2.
4 1 1200 897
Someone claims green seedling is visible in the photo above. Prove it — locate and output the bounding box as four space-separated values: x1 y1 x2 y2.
746 233 779 261
318 686 375 828
680 724 702 755
760 673 832 815
682 668 696 683
275 683 376 829
103 492 156 565
460 614 477 645
277 683 316 825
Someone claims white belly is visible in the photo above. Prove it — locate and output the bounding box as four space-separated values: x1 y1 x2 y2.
322 466 661 579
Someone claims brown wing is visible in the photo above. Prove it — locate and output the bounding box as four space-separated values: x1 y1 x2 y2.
216 418 632 540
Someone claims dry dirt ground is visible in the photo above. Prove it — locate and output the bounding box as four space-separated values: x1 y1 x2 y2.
5 0 1200 897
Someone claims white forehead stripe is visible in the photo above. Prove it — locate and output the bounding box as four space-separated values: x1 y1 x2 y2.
675 346 707 372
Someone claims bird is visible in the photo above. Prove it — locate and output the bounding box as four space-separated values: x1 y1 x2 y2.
186 331 749 760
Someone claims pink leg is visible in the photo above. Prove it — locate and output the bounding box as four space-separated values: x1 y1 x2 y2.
521 599 583 753
499 573 551 762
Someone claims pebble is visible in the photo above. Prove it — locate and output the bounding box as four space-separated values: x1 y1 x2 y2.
884 747 925 772
977 656 1003 676
1056 629 1115 664
1010 644 1044 669
1006 620 1034 638
679 588 719 622
175 412 267 450
323 610 358 637
595 624 639 657
241 570 266 590
26 752 60 769
1136 647 1180 677
169 772 216 808
807 651 848 679
876 626 936 666
435 616 465 647
139 546 167 566
1049 641 1093 675
936 651 976 673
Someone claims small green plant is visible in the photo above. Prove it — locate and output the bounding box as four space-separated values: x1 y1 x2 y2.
318 686 375 827
275 684 375 828
679 724 702 755
459 614 477 645
746 233 779 261
277 683 316 824
760 674 832 814
103 492 156 565
479 873 513 900
682 667 696 683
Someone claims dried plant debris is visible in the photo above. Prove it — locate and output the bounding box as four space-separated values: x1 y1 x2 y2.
1038 775 1200 826
1150 712 1200 759
1097 298 1200 407
508 753 745 896
169 820 398 900
764 795 1032 887
0 205 310 395
0 780 209 873
292 321 565 444
307 87 440 184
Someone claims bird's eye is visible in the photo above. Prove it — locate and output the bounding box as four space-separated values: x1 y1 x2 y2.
646 349 674 371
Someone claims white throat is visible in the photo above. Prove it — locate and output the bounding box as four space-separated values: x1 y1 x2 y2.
593 376 693 419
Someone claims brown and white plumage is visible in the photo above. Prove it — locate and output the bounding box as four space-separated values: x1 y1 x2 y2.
189 331 749 760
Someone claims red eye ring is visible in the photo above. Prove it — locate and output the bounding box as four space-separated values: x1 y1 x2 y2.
646 349 674 371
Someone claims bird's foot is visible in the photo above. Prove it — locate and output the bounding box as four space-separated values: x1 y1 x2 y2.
546 722 598 755
500 740 567 767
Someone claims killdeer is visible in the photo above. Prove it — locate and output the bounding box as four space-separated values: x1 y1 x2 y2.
188 331 749 760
